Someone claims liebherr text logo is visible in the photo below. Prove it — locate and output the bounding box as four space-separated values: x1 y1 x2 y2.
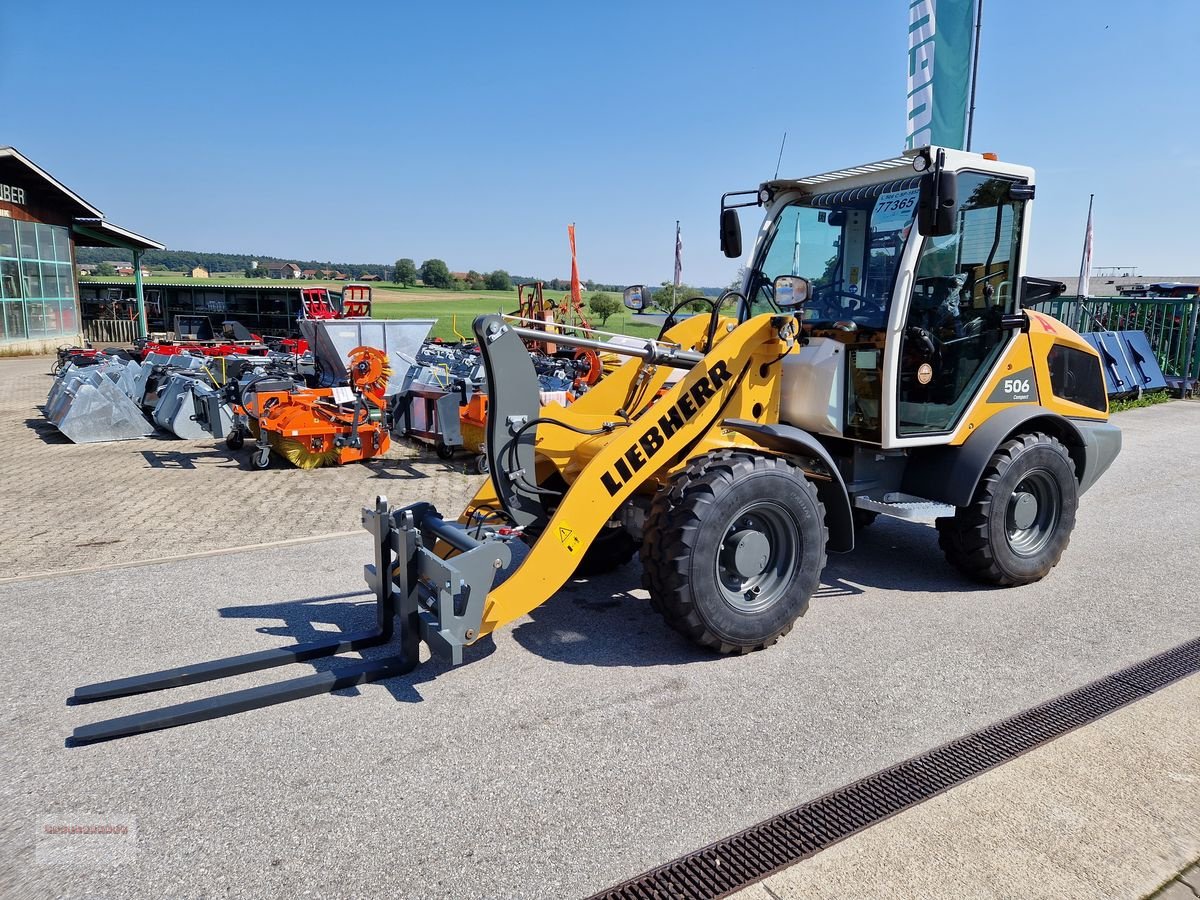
905 0 937 149
600 360 732 497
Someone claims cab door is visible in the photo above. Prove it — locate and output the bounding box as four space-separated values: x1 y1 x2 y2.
893 173 1027 437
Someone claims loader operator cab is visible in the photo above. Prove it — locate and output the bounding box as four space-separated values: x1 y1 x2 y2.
729 149 1030 445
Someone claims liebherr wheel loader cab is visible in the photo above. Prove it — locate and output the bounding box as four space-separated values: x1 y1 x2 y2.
724 146 1121 589
70 148 1122 742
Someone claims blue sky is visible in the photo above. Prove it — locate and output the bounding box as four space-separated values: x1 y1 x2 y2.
3 0 1197 286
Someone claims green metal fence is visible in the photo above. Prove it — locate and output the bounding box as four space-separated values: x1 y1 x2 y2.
1026 296 1200 380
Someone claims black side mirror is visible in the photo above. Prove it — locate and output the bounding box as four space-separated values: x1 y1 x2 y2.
623 285 647 311
772 275 810 309
720 208 742 259
1020 276 1066 306
917 169 958 236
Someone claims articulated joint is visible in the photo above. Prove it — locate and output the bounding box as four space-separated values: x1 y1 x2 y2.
362 498 511 665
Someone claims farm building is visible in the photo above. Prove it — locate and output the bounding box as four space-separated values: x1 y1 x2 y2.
0 146 162 354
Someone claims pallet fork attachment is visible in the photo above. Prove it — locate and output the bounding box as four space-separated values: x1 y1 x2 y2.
69 497 512 743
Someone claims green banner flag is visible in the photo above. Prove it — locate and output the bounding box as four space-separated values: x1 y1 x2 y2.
905 0 976 150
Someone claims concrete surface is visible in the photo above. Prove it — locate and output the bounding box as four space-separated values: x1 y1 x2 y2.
0 359 1197 898
0 355 482 580
734 672 1200 900
1151 860 1200 899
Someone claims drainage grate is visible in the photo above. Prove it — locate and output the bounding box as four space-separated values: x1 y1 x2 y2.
587 636 1200 900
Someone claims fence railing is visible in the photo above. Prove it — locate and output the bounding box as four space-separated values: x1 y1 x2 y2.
84 318 141 346
1026 296 1200 380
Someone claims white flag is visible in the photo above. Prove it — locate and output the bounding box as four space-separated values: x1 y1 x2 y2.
1078 195 1094 300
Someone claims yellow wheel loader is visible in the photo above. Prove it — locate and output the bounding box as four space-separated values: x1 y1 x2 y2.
70 147 1121 741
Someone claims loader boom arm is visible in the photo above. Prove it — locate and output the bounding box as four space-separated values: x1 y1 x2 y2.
471 312 796 636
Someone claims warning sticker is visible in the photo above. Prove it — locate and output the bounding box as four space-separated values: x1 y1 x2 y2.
557 523 582 554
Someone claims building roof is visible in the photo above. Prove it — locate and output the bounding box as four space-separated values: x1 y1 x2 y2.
79 279 310 290
1045 274 1200 297
73 217 165 251
1 147 165 251
0 146 102 217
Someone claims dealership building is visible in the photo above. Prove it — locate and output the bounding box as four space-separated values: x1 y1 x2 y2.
0 146 162 355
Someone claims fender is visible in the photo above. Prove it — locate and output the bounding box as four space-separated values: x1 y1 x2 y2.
901 406 1121 507
722 419 854 553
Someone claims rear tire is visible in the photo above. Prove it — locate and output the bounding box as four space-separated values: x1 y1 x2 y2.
936 433 1078 586
641 451 827 654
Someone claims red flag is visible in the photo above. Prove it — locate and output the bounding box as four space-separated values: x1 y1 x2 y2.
568 223 582 306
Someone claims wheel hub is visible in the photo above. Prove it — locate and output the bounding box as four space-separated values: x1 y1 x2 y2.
1009 491 1038 530
723 529 772 579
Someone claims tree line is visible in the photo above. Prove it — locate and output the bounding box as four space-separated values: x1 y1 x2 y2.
74 248 391 278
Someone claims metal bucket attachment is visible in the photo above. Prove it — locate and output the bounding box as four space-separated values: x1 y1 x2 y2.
1117 330 1168 393
1082 331 1140 398
45 367 153 443
299 318 435 395
153 372 220 439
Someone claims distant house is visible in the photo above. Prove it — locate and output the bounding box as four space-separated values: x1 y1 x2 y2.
190 266 210 279
77 263 97 276
451 271 472 281
301 269 318 279
358 273 381 281
265 261 301 279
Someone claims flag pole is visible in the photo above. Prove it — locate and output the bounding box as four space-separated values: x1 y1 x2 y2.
672 220 680 307
965 0 984 151
1078 193 1095 302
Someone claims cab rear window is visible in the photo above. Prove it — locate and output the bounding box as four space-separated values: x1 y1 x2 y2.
1047 344 1107 411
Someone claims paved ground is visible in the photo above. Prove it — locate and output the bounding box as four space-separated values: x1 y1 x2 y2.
735 673 1200 900
1 355 1197 898
0 356 482 580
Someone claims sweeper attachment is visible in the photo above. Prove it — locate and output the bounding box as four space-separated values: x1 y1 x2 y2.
229 345 394 468
71 146 1124 742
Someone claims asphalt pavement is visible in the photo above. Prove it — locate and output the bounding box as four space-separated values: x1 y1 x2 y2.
1 400 1197 899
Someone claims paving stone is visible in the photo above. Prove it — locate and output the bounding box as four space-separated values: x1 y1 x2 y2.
1155 880 1199 900
0 355 482 579
1178 863 1200 893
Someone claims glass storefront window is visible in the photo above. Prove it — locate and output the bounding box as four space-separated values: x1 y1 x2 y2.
1 301 26 340
1 259 19 298
0 218 16 258
17 221 37 258
22 261 42 298
0 220 80 345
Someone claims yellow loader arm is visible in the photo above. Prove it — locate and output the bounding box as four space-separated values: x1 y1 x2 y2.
363 311 800 663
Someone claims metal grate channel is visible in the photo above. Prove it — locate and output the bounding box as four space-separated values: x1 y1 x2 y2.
587 637 1200 900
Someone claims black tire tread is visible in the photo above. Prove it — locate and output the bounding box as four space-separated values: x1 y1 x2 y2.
936 432 1076 586
641 450 827 654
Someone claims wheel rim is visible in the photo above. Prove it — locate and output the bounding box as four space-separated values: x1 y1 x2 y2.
1005 469 1061 557
715 502 799 613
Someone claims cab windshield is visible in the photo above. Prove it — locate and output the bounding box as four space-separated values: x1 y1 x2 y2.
746 182 919 329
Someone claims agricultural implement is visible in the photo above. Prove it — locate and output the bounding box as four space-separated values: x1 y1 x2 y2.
228 345 394 469
71 147 1122 742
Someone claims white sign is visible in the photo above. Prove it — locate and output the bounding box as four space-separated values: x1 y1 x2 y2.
872 188 920 231
0 184 27 205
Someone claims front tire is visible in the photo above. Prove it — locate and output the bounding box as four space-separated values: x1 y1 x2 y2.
936 433 1078 586
641 451 827 654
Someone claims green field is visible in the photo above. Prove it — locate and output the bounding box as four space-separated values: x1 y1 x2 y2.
369 285 662 342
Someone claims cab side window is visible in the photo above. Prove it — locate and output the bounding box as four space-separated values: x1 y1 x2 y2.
896 174 1025 435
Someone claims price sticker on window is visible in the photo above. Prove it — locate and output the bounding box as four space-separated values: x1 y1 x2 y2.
872 188 920 232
